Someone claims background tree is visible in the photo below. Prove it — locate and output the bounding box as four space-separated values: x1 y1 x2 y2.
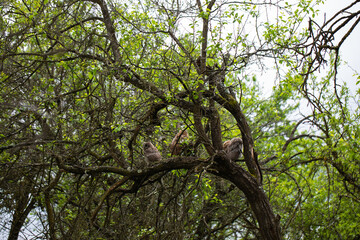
1 0 359 239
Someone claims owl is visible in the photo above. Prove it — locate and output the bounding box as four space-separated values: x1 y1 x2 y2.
223 137 243 161
169 129 189 156
143 142 162 164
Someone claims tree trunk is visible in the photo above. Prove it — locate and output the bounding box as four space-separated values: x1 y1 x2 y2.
8 198 36 240
213 153 281 240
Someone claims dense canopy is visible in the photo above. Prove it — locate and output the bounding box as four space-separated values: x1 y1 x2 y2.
1 0 359 239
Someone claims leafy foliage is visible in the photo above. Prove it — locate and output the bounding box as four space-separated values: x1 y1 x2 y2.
1 0 359 239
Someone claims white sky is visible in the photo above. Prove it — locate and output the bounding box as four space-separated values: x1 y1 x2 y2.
315 0 360 94
259 0 360 101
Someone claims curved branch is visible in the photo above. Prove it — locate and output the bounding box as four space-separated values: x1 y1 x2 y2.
211 151 281 239
91 176 130 223
209 88 262 184
55 154 205 177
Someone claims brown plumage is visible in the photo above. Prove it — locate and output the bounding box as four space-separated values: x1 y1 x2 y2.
143 142 162 163
223 137 243 161
169 129 189 156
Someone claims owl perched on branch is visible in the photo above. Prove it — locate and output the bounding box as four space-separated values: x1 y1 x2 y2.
143 142 162 164
169 129 189 156
223 137 243 161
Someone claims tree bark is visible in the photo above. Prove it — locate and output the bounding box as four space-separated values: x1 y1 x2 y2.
213 152 281 240
8 197 36 240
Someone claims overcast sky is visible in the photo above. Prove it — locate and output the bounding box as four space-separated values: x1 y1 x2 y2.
259 0 360 99
320 0 360 94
